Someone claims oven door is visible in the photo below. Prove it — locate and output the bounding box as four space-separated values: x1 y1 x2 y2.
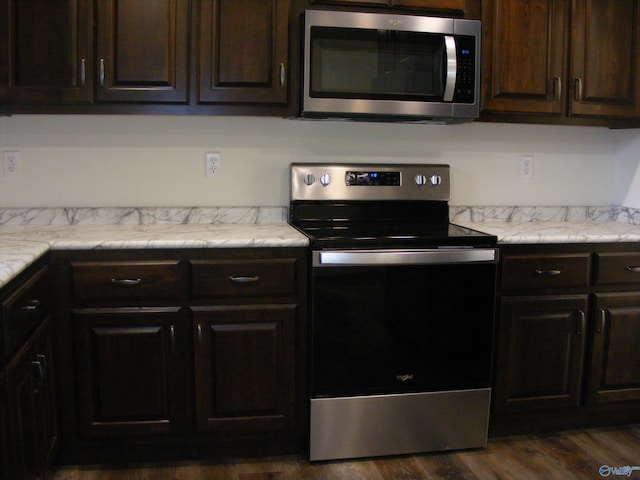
310 248 498 399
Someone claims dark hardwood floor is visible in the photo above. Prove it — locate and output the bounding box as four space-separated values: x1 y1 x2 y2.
51 424 640 479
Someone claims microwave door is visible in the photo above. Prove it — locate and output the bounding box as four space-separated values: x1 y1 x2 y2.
443 36 457 102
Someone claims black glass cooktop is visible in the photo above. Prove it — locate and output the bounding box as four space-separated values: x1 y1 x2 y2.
291 221 497 249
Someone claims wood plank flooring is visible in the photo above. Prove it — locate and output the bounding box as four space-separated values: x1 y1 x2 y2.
51 424 640 480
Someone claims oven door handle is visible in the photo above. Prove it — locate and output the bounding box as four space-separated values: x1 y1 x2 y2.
314 248 498 267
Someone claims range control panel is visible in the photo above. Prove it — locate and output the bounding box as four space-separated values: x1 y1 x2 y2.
291 163 450 201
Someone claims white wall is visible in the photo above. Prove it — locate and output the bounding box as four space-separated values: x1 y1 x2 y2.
0 115 622 208
614 129 640 209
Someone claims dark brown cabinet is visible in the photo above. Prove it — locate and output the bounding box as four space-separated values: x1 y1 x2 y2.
482 0 640 124
96 0 189 103
190 254 304 440
53 247 307 462
495 295 588 413
198 0 289 105
1 261 55 480
0 371 10 480
6 317 57 480
69 259 189 437
193 305 297 433
1 0 93 104
73 308 190 437
493 244 640 436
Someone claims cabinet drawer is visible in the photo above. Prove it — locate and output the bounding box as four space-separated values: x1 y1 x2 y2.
1 266 50 359
191 259 296 298
71 261 182 302
501 254 591 291
595 253 640 286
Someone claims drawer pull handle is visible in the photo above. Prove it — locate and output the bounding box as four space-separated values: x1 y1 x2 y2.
229 276 259 283
22 299 42 311
625 266 640 273
111 278 142 287
535 269 561 276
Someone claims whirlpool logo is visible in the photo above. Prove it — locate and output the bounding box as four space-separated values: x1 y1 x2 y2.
396 374 414 382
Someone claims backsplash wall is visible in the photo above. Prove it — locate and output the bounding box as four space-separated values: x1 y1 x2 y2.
0 115 632 209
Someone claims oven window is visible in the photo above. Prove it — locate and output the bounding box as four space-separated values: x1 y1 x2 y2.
311 262 496 398
310 27 445 101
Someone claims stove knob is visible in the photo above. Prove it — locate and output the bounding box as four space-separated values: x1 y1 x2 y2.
414 174 427 186
320 173 331 186
303 173 315 186
430 174 442 186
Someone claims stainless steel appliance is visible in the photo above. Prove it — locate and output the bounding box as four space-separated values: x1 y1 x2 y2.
300 10 481 122
289 163 497 461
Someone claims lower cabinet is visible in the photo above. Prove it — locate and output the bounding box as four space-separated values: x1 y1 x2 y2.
6 317 57 480
492 244 640 435
53 247 307 463
495 295 588 413
72 307 191 437
587 292 640 404
0 371 10 480
193 304 297 434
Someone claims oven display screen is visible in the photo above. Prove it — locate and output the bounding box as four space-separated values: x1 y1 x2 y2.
346 171 400 186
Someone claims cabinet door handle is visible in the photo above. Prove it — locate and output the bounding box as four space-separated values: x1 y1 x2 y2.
280 62 286 88
170 325 176 353
554 77 562 101
625 266 640 273
535 269 561 276
597 309 606 334
80 58 86 86
31 360 45 391
576 310 586 336
100 58 105 86
229 276 259 283
197 324 203 347
574 77 583 101
111 278 142 287
22 299 42 311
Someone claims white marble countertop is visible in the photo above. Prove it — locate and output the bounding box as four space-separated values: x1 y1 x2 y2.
0 223 309 290
456 220 640 244
2 219 640 291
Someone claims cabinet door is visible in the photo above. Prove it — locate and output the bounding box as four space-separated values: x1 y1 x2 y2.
96 0 189 102
587 293 640 403
0 372 10 480
482 0 567 115
73 307 190 437
193 305 297 434
198 0 289 104
5 317 55 480
569 0 640 118
2 0 92 104
494 295 588 413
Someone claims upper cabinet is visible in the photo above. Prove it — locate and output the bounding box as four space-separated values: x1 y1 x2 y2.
198 0 289 104
482 0 640 125
1 0 93 105
2 0 291 113
96 0 189 103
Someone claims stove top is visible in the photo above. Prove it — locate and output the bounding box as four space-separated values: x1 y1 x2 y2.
289 163 496 249
292 221 496 249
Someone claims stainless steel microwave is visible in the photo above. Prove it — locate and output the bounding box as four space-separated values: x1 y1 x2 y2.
301 10 481 123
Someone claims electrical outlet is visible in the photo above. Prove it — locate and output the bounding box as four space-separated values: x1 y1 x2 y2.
205 152 221 178
519 155 533 180
3 151 20 177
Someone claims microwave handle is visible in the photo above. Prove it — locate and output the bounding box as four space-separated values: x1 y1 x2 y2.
443 36 457 102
